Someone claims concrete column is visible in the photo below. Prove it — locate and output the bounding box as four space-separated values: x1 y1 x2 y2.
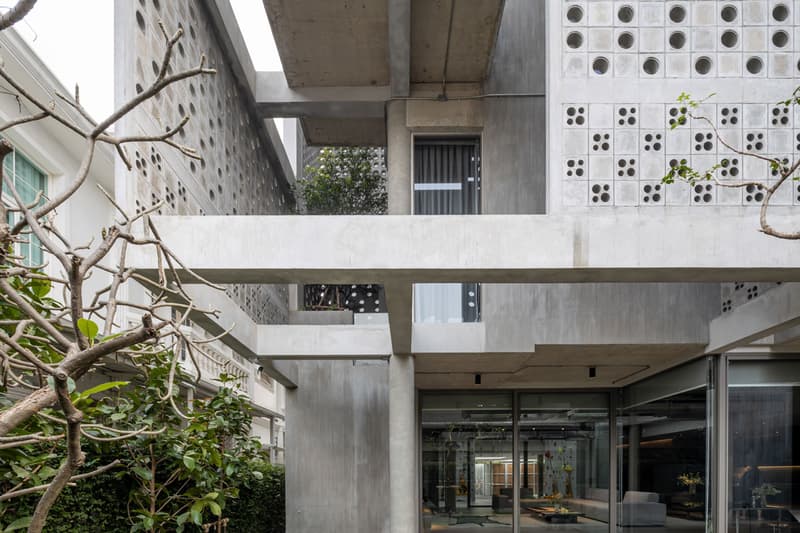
389 353 417 533
387 100 412 215
628 424 640 491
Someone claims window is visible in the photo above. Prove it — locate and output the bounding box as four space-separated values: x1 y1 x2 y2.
2 148 47 266
413 137 481 323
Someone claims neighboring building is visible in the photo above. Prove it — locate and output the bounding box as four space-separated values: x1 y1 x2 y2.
0 23 287 461
115 1 800 533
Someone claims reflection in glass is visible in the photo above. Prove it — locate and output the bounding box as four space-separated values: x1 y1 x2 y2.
620 387 709 533
421 393 512 530
518 393 609 533
729 360 800 533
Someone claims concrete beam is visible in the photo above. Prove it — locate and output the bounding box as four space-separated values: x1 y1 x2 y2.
254 72 389 118
167 285 297 388
388 0 411 97
132 213 800 284
707 283 800 353
258 325 391 359
385 282 413 355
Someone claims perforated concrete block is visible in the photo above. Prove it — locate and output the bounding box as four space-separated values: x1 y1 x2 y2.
589 181 614 205
564 129 589 154
639 2 665 25
769 52 794 76
769 0 792 23
666 182 691 204
564 53 588 77
743 104 768 128
613 53 639 76
640 181 665 205
589 28 614 51
692 2 717 26
792 182 800 205
614 180 640 206
743 1 768 24
563 157 588 179
589 130 613 152
564 104 588 127
666 2 690 26
615 156 638 179
589 103 614 128
769 27 793 51
562 181 589 206
614 130 639 153
640 104 666 129
589 155 614 180
718 53 743 76
615 28 638 52
615 105 639 127
690 182 716 205
769 180 793 205
640 54 665 76
589 2 614 26
742 27 768 51
691 53 717 77
666 129 691 154
565 28 587 51
613 1 638 25
564 2 588 25
769 129 793 152
665 53 691 77
691 155 719 174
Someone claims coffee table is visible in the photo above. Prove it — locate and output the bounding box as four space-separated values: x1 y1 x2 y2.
528 506 584 524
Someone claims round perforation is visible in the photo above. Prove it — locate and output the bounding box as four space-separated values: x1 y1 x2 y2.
642 57 660 75
745 183 765 204
641 183 663 204
617 5 634 23
590 183 612 204
772 30 789 48
668 106 688 127
617 158 637 178
669 31 686 49
668 5 687 23
746 56 763 74
773 3 790 22
771 106 791 126
720 4 738 22
591 133 611 152
693 132 714 152
565 158 586 178
566 31 584 49
642 133 663 152
719 107 739 126
771 157 791 177
617 32 635 49
744 132 764 152
566 5 584 23
719 158 740 178
695 56 712 75
693 183 714 204
617 106 637 126
720 30 738 49
592 57 609 75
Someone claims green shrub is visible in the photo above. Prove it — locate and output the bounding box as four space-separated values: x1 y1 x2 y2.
226 464 285 533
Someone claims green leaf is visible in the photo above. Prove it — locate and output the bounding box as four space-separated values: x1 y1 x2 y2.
131 466 152 480
183 455 196 470
208 501 222 517
176 513 190 527
29 278 50 299
77 318 99 342
10 464 30 479
4 516 32 532
252 470 264 480
66 377 76 394
110 412 126 421
190 501 205 525
77 381 129 400
204 492 219 501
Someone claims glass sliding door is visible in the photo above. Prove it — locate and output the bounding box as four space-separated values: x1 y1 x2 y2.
728 359 800 533
517 393 610 533
619 358 712 533
421 393 512 530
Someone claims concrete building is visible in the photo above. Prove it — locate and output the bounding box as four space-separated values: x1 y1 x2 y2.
112 1 800 532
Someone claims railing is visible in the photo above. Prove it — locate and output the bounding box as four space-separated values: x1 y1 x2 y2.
179 329 252 396
303 283 385 313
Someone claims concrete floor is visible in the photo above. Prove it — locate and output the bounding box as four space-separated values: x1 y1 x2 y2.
429 511 704 532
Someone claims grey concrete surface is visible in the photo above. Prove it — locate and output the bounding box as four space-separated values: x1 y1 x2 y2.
285 360 390 533
389 354 417 533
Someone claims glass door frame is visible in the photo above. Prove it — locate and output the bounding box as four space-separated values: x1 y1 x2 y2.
418 389 619 533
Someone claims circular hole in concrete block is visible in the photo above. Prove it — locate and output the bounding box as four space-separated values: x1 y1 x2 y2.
772 30 789 48
720 4 738 22
746 56 764 74
566 5 583 23
566 31 584 49
617 31 635 49
669 5 687 23
695 56 712 75
592 56 610 75
669 31 686 49
618 5 634 23
642 57 660 75
721 30 738 48
773 3 790 22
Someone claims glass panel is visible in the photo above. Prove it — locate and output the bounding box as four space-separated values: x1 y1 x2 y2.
728 360 800 533
421 393 513 530
2 151 46 266
518 393 610 533
620 384 709 533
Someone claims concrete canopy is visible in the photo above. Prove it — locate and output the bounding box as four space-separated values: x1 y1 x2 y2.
261 0 506 145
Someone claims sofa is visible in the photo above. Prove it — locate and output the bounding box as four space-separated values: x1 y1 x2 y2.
566 488 667 527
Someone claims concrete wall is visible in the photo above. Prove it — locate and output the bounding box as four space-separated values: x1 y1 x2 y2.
284 360 390 533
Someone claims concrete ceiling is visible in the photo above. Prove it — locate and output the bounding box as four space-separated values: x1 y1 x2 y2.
415 344 705 389
410 0 504 84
